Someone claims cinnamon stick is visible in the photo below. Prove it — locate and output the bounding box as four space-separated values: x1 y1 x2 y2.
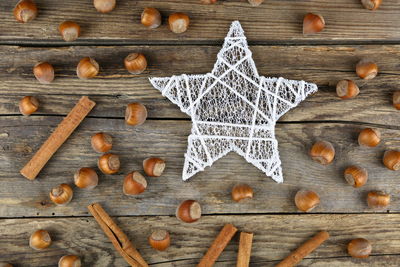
275 231 329 267
20 96 96 180
197 223 238 267
236 232 253 267
88 203 148 267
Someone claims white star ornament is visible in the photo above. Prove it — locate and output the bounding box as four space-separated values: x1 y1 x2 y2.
149 21 318 183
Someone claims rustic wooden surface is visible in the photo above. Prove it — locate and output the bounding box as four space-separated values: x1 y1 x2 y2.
1 214 400 266
1 0 400 266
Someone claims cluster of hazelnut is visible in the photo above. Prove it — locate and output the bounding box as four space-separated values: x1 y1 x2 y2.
292 126 392 259
18 52 149 116
288 134 382 260
14 0 191 36
303 1 381 35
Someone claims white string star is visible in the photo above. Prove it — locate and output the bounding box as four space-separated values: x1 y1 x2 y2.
150 21 318 183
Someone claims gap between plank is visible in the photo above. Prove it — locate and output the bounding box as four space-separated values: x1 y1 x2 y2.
0 211 395 220
1 39 400 48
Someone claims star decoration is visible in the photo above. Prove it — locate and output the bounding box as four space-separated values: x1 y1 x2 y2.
149 21 318 183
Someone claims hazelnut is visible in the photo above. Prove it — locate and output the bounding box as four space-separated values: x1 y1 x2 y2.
336 80 359 99
98 153 120 174
13 0 38 23
358 128 380 147
123 171 147 195
93 0 116 13
294 189 320 212
58 255 81 267
19 96 39 116
383 150 400 170
76 57 99 79
348 238 372 258
367 191 390 209
124 53 147 74
344 166 368 188
168 13 190 34
59 21 81 42
148 230 170 251
91 132 112 153
49 184 73 206
176 200 201 223
361 0 382 10
248 0 264 6
141 7 161 29
392 91 400 110
74 167 99 189
356 59 378 80
303 13 325 34
309 141 335 165
125 102 147 126
143 157 166 177
29 229 51 250
33 62 54 84
231 184 254 202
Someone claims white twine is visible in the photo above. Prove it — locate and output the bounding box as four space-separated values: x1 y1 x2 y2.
150 21 318 183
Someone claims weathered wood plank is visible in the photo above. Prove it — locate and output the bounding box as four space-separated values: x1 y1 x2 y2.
1 117 400 217
1 0 399 44
1 45 400 124
1 214 400 266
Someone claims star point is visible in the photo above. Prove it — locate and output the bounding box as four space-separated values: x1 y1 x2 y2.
149 21 318 183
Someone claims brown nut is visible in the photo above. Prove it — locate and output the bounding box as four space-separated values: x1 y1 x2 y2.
93 0 116 13
248 0 264 6
29 229 51 250
143 157 166 177
309 141 335 165
383 150 400 170
33 62 54 84
141 7 161 29
348 238 372 258
358 128 380 147
125 102 147 126
49 184 73 206
13 0 38 23
124 53 147 74
98 153 120 174
294 189 320 212
176 200 202 223
393 91 400 110
361 0 382 10
356 59 378 80
59 21 81 42
303 13 325 34
148 230 171 251
367 191 390 209
74 167 99 189
58 255 81 267
123 171 147 195
336 80 359 99
76 57 99 79
344 165 368 188
168 13 190 34
231 184 254 202
19 96 39 116
91 132 113 153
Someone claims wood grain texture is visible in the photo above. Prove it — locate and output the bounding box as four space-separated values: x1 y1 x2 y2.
1 117 400 217
0 45 400 124
1 0 399 44
1 214 400 266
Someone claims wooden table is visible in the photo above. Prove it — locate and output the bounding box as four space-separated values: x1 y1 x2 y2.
1 1 400 266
